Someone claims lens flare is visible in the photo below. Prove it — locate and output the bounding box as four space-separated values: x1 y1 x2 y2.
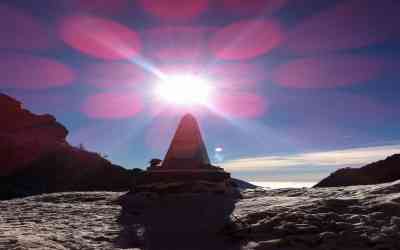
155 74 213 106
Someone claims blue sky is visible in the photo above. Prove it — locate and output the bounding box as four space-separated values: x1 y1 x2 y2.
1 0 400 183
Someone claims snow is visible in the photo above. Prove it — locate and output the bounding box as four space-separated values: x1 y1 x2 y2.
250 181 316 189
1 180 400 249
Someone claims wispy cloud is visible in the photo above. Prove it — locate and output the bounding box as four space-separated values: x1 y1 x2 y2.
222 144 400 172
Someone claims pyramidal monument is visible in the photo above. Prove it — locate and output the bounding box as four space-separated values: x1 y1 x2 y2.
135 114 232 193
151 114 210 170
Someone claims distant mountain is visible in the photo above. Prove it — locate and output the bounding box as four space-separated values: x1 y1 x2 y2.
0 93 133 200
315 154 400 187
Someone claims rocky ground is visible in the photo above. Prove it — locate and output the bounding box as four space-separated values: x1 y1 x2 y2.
1 180 400 250
239 181 400 250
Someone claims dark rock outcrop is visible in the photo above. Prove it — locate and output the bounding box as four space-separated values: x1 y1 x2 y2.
315 154 400 187
0 148 133 200
0 93 68 176
230 178 259 190
0 93 133 200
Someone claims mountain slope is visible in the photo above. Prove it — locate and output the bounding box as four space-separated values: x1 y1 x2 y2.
315 154 400 187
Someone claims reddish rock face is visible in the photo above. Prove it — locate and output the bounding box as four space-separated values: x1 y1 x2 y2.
0 93 68 176
0 93 133 199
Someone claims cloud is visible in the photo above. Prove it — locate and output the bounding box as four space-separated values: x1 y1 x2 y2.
222 144 400 172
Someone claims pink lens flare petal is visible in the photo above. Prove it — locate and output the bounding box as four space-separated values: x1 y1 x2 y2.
214 93 267 118
209 62 268 89
81 62 146 88
59 15 141 60
82 92 143 119
0 53 75 89
210 19 284 60
272 55 385 88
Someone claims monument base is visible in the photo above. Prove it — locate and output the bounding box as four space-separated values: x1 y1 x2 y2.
134 169 231 194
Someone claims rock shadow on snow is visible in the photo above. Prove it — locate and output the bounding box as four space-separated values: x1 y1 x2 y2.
116 191 240 250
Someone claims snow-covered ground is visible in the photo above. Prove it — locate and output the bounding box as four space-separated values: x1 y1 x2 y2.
250 181 316 189
1 180 400 249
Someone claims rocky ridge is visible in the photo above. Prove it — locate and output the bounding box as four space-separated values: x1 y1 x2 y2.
0 93 68 176
0 93 132 200
315 154 400 187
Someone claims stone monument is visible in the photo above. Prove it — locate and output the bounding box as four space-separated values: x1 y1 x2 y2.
135 114 231 193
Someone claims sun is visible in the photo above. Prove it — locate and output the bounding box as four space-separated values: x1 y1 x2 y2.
155 74 213 106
